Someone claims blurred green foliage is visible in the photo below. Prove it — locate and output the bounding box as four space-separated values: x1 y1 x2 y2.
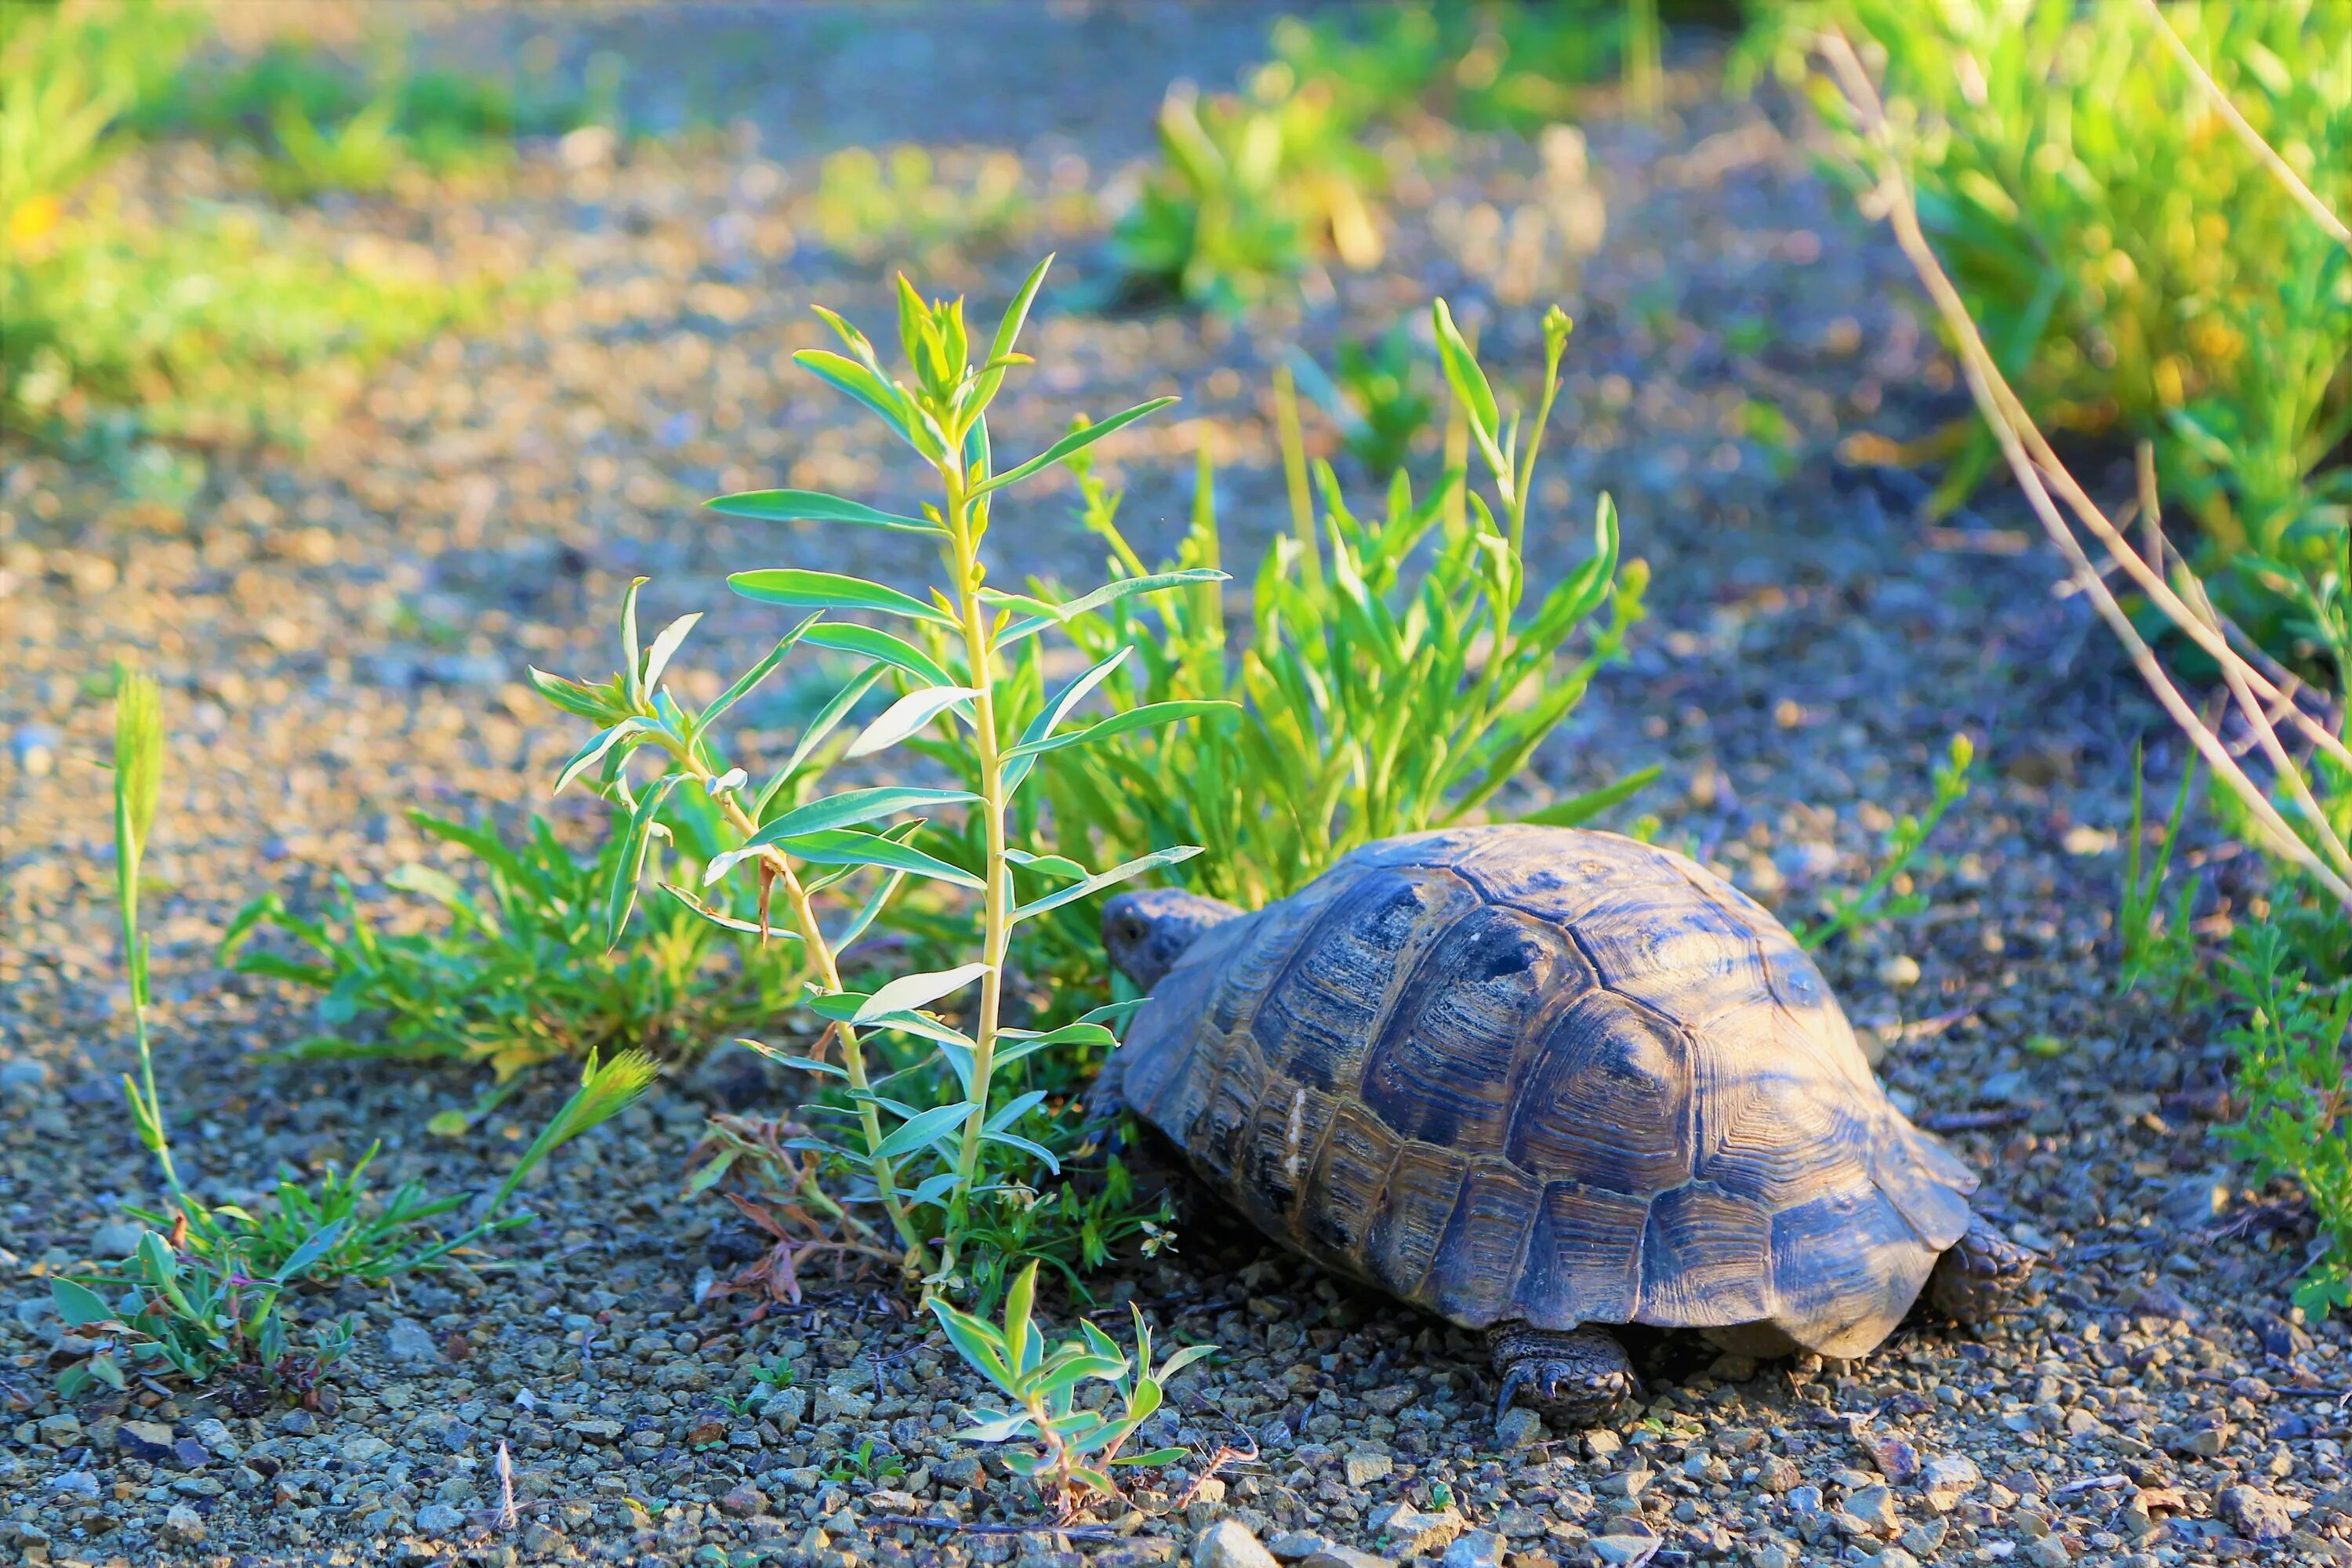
1 0 569 447
811 144 1030 266
1119 2 1634 310
1745 0 2350 681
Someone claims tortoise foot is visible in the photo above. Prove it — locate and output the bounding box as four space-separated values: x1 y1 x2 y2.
1487 1322 1635 1428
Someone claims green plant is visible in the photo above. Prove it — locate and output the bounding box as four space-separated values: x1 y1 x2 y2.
931 1261 1213 1516
1746 0 2350 673
2118 744 2205 996
1269 2 1626 135
532 256 1229 1289
811 144 1029 266
1113 70 1383 313
0 0 205 232
1795 732 1976 951
2216 921 2352 1318
3 197 517 444
1798 20 2352 1320
825 1437 908 1483
53 670 655 1397
223 803 808 1080
1287 325 1439 481
133 38 613 196
995 299 1646 913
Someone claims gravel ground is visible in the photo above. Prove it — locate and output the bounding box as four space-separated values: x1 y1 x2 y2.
2 7 2347 1567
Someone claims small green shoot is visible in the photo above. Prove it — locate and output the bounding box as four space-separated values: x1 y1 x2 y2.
931 1261 1212 1515
1797 733 1976 951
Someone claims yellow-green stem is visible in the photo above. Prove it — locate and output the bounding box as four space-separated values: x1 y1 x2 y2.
936 462 1012 1285
691 758 931 1275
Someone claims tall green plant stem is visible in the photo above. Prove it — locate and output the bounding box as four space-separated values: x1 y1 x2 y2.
662 740 930 1273
937 460 1010 1283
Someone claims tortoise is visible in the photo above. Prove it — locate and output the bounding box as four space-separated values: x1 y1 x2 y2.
1096 824 2034 1427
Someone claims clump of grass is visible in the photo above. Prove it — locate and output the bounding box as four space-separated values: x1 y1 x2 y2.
1795 733 1976 951
223 799 809 1082
533 258 1223 1295
1286 324 1441 481
1746 0 2350 673
134 36 619 198
1271 2 1628 134
63 670 655 1398
981 298 1646 917
1 3 557 446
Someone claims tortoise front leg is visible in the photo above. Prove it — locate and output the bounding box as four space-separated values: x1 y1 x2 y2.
1487 1321 1635 1428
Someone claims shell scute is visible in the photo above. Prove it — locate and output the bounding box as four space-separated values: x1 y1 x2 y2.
1362 1144 1470 1301
1638 1184 1776 1324
1361 904 1579 1150
1248 867 1479 1093
1515 1179 1648 1326
1300 1101 1401 1261
1504 989 1692 1193
1424 1160 1542 1326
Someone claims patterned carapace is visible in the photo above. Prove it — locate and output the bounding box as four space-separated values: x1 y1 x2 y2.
1113 825 1979 1358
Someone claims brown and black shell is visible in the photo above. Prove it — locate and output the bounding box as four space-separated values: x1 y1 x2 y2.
1111 825 1979 1359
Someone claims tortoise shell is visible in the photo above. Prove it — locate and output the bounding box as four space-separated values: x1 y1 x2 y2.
1113 825 1979 1359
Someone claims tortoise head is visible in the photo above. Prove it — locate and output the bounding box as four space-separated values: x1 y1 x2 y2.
1102 887 1243 992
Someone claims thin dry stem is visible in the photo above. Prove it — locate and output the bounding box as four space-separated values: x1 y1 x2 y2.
2132 0 2352 252
1813 27 2352 918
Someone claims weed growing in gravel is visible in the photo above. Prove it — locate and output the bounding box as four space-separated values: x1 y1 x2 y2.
1802 22 2352 1317
224 801 808 1081
1794 732 1975 952
989 299 1646 914
2118 745 2204 1000
1748 0 2350 668
537 257 1228 1292
57 670 655 1397
1271 2 1627 134
931 1261 1211 1517
2217 921 2352 1317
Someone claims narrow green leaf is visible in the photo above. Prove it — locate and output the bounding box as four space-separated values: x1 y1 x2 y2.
845 686 982 758
1012 845 1204 923
998 568 1230 645
659 883 805 940
1000 699 1236 760
554 718 651 797
973 254 1053 412
757 664 889 819
975 397 1177 495
767 828 985 890
793 349 914 437
877 1102 975 1160
1517 765 1662 829
619 577 648 710
702 614 822 731
799 622 958 689
641 612 702 694
818 962 989 1023
749 786 978 848
729 568 956 628
604 775 683 949
704 489 943 535
1432 299 1497 434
